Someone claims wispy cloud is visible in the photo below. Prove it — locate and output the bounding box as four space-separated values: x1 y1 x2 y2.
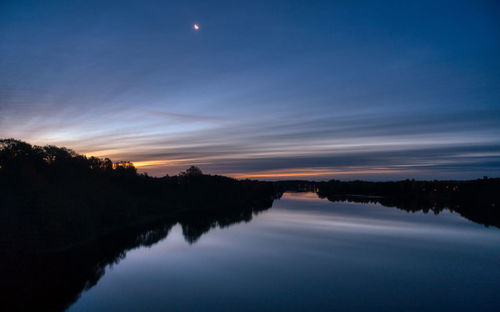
1 0 499 180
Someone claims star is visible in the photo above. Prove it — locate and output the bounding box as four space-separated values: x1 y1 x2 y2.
193 24 200 30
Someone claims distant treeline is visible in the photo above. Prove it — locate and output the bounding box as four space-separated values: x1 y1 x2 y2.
311 179 499 227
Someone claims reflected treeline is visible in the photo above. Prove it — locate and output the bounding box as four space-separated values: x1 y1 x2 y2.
0 139 281 311
315 179 500 227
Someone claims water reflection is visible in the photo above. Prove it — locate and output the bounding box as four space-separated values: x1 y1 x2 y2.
274 193 498 242
3 192 500 311
1 198 275 312
317 189 500 228
68 192 500 312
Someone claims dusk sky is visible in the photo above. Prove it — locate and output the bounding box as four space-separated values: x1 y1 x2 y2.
1 0 499 180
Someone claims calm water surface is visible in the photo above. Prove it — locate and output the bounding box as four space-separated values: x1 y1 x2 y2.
68 192 500 311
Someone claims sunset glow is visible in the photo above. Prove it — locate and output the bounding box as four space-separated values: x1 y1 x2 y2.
1 1 499 180
231 168 410 180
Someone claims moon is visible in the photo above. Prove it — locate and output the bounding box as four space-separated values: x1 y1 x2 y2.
193 24 200 30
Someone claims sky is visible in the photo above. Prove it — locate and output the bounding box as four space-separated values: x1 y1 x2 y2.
1 0 499 180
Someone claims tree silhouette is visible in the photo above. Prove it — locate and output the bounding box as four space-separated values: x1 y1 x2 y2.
0 138 282 311
182 165 203 176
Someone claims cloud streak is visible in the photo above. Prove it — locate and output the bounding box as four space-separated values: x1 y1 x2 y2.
1 0 499 180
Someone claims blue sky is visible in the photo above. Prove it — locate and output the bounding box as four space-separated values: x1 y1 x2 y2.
1 0 499 179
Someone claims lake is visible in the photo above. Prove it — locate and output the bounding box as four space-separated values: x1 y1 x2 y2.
67 192 500 311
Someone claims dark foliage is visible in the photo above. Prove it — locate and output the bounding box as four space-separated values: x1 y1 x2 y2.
0 139 280 251
276 180 319 192
315 178 500 227
0 139 281 311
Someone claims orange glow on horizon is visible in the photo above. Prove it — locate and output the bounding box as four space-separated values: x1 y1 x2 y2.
132 160 171 168
79 150 413 179
132 158 207 170
129 161 412 179
230 168 409 179
281 192 321 201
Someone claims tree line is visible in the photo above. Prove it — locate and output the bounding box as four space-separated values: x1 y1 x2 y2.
1 138 282 311
315 178 500 227
0 139 281 253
